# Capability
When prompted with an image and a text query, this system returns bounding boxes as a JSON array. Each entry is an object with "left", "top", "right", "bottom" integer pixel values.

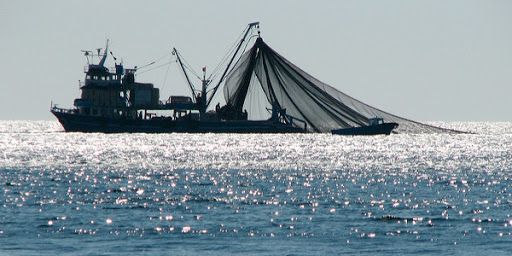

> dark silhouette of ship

[
  {"left": 53, "top": 23, "right": 468, "bottom": 135},
  {"left": 51, "top": 23, "right": 306, "bottom": 133},
  {"left": 331, "top": 118, "right": 398, "bottom": 135}
]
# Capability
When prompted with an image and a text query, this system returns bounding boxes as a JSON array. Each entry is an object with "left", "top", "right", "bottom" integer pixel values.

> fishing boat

[
  {"left": 51, "top": 22, "right": 461, "bottom": 134},
  {"left": 51, "top": 23, "right": 306, "bottom": 133},
  {"left": 331, "top": 118, "right": 398, "bottom": 135}
]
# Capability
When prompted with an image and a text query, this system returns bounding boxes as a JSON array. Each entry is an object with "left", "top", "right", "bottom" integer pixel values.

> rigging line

[
  {"left": 210, "top": 42, "right": 237, "bottom": 76},
  {"left": 250, "top": 76, "right": 265, "bottom": 120},
  {"left": 183, "top": 65, "right": 201, "bottom": 81},
  {"left": 176, "top": 51, "right": 201, "bottom": 80},
  {"left": 137, "top": 61, "right": 156, "bottom": 70},
  {"left": 137, "top": 52, "right": 173, "bottom": 70},
  {"left": 208, "top": 25, "right": 258, "bottom": 83},
  {"left": 265, "top": 51, "right": 315, "bottom": 127},
  {"left": 271, "top": 49, "right": 367, "bottom": 127},
  {"left": 177, "top": 66, "right": 196, "bottom": 93},
  {"left": 161, "top": 59, "right": 173, "bottom": 93},
  {"left": 209, "top": 33, "right": 256, "bottom": 84},
  {"left": 261, "top": 43, "right": 350, "bottom": 130},
  {"left": 208, "top": 27, "right": 249, "bottom": 81},
  {"left": 136, "top": 62, "right": 172, "bottom": 74},
  {"left": 271, "top": 53, "right": 361, "bottom": 126},
  {"left": 241, "top": 35, "right": 259, "bottom": 54},
  {"left": 208, "top": 47, "right": 237, "bottom": 83},
  {"left": 209, "top": 39, "right": 249, "bottom": 84},
  {"left": 207, "top": 23, "right": 260, "bottom": 107}
]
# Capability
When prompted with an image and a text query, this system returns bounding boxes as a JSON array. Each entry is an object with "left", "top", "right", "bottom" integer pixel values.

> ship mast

[
  {"left": 205, "top": 22, "right": 260, "bottom": 108},
  {"left": 98, "top": 40, "right": 109, "bottom": 67},
  {"left": 173, "top": 22, "right": 260, "bottom": 120},
  {"left": 200, "top": 67, "right": 208, "bottom": 118}
]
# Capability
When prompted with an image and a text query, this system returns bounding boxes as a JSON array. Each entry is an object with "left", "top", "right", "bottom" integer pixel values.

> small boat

[{"left": 331, "top": 118, "right": 398, "bottom": 135}]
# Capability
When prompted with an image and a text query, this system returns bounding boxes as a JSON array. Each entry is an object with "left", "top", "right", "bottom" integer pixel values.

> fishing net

[{"left": 224, "top": 38, "right": 463, "bottom": 134}]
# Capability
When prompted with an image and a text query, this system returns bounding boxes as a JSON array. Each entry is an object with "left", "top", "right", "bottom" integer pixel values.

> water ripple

[{"left": 1, "top": 121, "right": 512, "bottom": 255}]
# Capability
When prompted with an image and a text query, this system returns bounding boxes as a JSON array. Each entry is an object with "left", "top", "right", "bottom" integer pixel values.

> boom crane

[{"left": 173, "top": 48, "right": 198, "bottom": 103}]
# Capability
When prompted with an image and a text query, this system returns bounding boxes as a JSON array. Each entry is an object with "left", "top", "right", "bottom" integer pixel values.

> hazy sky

[{"left": 1, "top": 1, "right": 511, "bottom": 121}]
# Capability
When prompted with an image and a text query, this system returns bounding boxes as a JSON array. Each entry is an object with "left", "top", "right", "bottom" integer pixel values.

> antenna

[
  {"left": 82, "top": 50, "right": 92, "bottom": 64},
  {"left": 110, "top": 51, "right": 117, "bottom": 62}
]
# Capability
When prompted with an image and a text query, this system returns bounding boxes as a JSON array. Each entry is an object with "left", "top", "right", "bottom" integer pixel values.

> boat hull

[
  {"left": 331, "top": 123, "right": 398, "bottom": 136},
  {"left": 51, "top": 111, "right": 305, "bottom": 133}
]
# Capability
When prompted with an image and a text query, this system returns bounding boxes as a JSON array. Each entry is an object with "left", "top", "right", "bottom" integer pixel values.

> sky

[{"left": 1, "top": 0, "right": 511, "bottom": 121}]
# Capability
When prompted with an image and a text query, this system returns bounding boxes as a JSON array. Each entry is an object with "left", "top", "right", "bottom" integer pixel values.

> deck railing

[{"left": 51, "top": 105, "right": 76, "bottom": 114}]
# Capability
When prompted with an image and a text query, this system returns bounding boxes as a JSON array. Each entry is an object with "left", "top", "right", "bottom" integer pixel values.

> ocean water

[{"left": 1, "top": 121, "right": 512, "bottom": 255}]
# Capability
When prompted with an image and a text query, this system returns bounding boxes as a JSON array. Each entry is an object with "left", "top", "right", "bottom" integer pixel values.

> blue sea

[{"left": 1, "top": 121, "right": 512, "bottom": 255}]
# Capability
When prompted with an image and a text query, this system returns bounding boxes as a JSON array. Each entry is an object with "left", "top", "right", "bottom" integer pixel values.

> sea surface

[{"left": 1, "top": 121, "right": 512, "bottom": 255}]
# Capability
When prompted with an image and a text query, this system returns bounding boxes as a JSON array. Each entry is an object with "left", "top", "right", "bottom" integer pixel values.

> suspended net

[{"left": 224, "top": 38, "right": 464, "bottom": 134}]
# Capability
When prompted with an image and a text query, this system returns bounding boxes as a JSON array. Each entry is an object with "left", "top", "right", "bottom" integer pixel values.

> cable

[
  {"left": 136, "top": 62, "right": 173, "bottom": 75},
  {"left": 137, "top": 52, "right": 173, "bottom": 70},
  {"left": 208, "top": 28, "right": 247, "bottom": 81},
  {"left": 161, "top": 59, "right": 173, "bottom": 92},
  {"left": 175, "top": 50, "right": 201, "bottom": 80}
]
